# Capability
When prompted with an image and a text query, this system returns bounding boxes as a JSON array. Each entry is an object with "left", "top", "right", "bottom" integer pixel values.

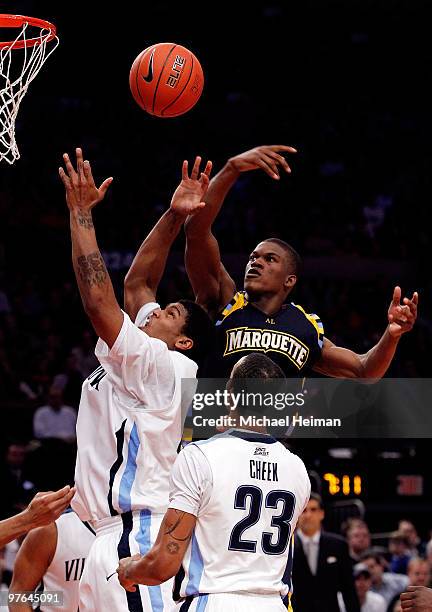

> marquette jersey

[
  {"left": 72, "top": 307, "right": 197, "bottom": 522},
  {"left": 202, "top": 292, "right": 324, "bottom": 377},
  {"left": 41, "top": 510, "right": 95, "bottom": 612},
  {"left": 169, "top": 429, "right": 311, "bottom": 598}
]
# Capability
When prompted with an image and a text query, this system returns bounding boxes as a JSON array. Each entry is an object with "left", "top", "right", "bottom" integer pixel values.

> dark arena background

[{"left": 1, "top": 0, "right": 431, "bottom": 600}]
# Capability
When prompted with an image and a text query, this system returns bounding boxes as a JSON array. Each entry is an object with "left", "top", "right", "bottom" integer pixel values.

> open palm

[
  {"left": 170, "top": 156, "right": 212, "bottom": 216},
  {"left": 59, "top": 148, "right": 112, "bottom": 211}
]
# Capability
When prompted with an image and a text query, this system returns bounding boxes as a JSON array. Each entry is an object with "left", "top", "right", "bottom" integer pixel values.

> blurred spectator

[
  {"left": 361, "top": 551, "right": 409, "bottom": 606},
  {"left": 52, "top": 354, "right": 84, "bottom": 408},
  {"left": 407, "top": 558, "right": 430, "bottom": 588},
  {"left": 0, "top": 443, "right": 35, "bottom": 520},
  {"left": 398, "top": 521, "right": 424, "bottom": 557},
  {"left": 389, "top": 531, "right": 412, "bottom": 575},
  {"left": 346, "top": 519, "right": 372, "bottom": 563},
  {"left": 71, "top": 329, "right": 98, "bottom": 378},
  {"left": 426, "top": 539, "right": 432, "bottom": 568},
  {"left": 33, "top": 388, "right": 77, "bottom": 442},
  {"left": 0, "top": 288, "right": 11, "bottom": 314},
  {"left": 18, "top": 355, "right": 53, "bottom": 404},
  {"left": 363, "top": 195, "right": 393, "bottom": 239},
  {"left": 292, "top": 493, "right": 360, "bottom": 612},
  {"left": 0, "top": 538, "right": 20, "bottom": 587},
  {"left": 389, "top": 560, "right": 431, "bottom": 611},
  {"left": 352, "top": 563, "right": 387, "bottom": 612}
]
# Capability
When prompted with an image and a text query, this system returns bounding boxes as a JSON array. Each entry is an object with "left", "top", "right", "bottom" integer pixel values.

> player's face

[
  {"left": 244, "top": 241, "right": 295, "bottom": 298},
  {"left": 142, "top": 302, "right": 191, "bottom": 350}
]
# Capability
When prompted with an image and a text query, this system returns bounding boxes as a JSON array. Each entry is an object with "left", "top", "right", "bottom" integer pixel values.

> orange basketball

[{"left": 129, "top": 42, "right": 204, "bottom": 118}]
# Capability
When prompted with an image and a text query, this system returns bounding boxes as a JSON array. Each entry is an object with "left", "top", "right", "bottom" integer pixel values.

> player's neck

[{"left": 245, "top": 292, "right": 286, "bottom": 315}]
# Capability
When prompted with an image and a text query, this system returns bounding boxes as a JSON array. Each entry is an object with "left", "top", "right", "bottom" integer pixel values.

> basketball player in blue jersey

[
  {"left": 177, "top": 144, "right": 418, "bottom": 378},
  {"left": 117, "top": 353, "right": 311, "bottom": 611},
  {"left": 58, "top": 149, "right": 213, "bottom": 612}
]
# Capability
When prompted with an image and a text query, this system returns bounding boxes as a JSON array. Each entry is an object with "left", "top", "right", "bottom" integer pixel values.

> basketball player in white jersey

[
  {"left": 9, "top": 509, "right": 95, "bottom": 611},
  {"left": 118, "top": 353, "right": 311, "bottom": 611},
  {"left": 58, "top": 149, "right": 213, "bottom": 611}
]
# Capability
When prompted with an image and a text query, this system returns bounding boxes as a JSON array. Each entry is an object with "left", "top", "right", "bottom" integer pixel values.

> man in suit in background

[{"left": 291, "top": 493, "right": 360, "bottom": 612}]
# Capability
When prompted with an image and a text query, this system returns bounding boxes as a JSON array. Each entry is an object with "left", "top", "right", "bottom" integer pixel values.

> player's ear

[
  {"left": 175, "top": 336, "right": 193, "bottom": 351},
  {"left": 284, "top": 274, "right": 297, "bottom": 291}
]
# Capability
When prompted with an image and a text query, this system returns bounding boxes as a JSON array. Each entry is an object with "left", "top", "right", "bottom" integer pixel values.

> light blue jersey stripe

[
  {"left": 118, "top": 422, "right": 140, "bottom": 512},
  {"left": 196, "top": 594, "right": 209, "bottom": 610},
  {"left": 135, "top": 509, "right": 164, "bottom": 612},
  {"left": 185, "top": 531, "right": 204, "bottom": 596}
]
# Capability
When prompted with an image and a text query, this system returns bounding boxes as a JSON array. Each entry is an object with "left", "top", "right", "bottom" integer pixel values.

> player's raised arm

[
  {"left": 59, "top": 148, "right": 122, "bottom": 348},
  {"left": 117, "top": 508, "right": 196, "bottom": 590},
  {"left": 184, "top": 145, "right": 296, "bottom": 315},
  {"left": 313, "top": 287, "right": 418, "bottom": 378},
  {"left": 124, "top": 156, "right": 212, "bottom": 321}
]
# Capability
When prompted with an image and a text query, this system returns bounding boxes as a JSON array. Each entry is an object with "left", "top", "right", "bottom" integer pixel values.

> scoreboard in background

[
  {"left": 321, "top": 472, "right": 424, "bottom": 498},
  {"left": 323, "top": 472, "right": 363, "bottom": 496},
  {"left": 288, "top": 439, "right": 430, "bottom": 533}
]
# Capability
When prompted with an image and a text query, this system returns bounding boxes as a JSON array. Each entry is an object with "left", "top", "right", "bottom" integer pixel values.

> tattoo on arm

[
  {"left": 163, "top": 510, "right": 194, "bottom": 543},
  {"left": 77, "top": 211, "right": 94, "bottom": 229},
  {"left": 77, "top": 252, "right": 108, "bottom": 287},
  {"left": 166, "top": 541, "right": 180, "bottom": 554}
]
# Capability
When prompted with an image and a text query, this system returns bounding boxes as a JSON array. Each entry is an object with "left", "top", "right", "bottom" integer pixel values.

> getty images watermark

[
  {"left": 191, "top": 387, "right": 341, "bottom": 429},
  {"left": 182, "top": 378, "right": 432, "bottom": 439}
]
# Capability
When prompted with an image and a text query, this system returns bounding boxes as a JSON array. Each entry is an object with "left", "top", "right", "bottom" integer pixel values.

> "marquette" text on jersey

[{"left": 224, "top": 327, "right": 309, "bottom": 369}]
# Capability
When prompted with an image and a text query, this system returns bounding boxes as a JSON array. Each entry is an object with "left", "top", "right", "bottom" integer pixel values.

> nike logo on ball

[
  {"left": 106, "top": 572, "right": 116, "bottom": 581},
  {"left": 142, "top": 48, "right": 155, "bottom": 82}
]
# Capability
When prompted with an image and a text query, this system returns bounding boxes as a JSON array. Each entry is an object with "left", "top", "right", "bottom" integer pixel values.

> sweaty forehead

[
  {"left": 253, "top": 241, "right": 286, "bottom": 257},
  {"left": 167, "top": 302, "right": 188, "bottom": 318}
]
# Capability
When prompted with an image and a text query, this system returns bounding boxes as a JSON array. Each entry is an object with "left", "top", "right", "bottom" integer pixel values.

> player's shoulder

[
  {"left": 194, "top": 429, "right": 279, "bottom": 450},
  {"left": 169, "top": 349, "right": 198, "bottom": 378},
  {"left": 279, "top": 443, "right": 308, "bottom": 466},
  {"left": 290, "top": 302, "right": 324, "bottom": 344},
  {"left": 216, "top": 291, "right": 248, "bottom": 325},
  {"left": 192, "top": 431, "right": 233, "bottom": 448}
]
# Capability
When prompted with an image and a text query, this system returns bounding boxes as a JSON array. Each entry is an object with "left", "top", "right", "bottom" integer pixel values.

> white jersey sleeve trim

[{"left": 169, "top": 443, "right": 213, "bottom": 517}]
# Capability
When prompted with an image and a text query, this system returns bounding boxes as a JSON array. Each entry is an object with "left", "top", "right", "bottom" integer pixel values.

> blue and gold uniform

[{"left": 202, "top": 291, "right": 324, "bottom": 377}]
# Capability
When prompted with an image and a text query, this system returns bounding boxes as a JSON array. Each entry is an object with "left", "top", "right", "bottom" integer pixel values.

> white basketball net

[{"left": 0, "top": 21, "right": 59, "bottom": 164}]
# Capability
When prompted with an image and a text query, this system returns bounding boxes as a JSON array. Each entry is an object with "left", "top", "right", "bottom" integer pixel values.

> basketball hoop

[{"left": 0, "top": 15, "right": 59, "bottom": 164}]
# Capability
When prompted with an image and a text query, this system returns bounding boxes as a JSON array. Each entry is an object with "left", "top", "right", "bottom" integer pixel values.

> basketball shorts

[
  {"left": 79, "top": 510, "right": 176, "bottom": 612},
  {"left": 174, "top": 592, "right": 288, "bottom": 611}
]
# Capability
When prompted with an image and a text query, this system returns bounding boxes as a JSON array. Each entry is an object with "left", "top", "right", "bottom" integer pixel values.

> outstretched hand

[
  {"left": 388, "top": 286, "right": 418, "bottom": 338},
  {"left": 170, "top": 156, "right": 212, "bottom": 217},
  {"left": 25, "top": 485, "right": 76, "bottom": 528},
  {"left": 59, "top": 147, "right": 113, "bottom": 212},
  {"left": 227, "top": 144, "right": 297, "bottom": 179}
]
